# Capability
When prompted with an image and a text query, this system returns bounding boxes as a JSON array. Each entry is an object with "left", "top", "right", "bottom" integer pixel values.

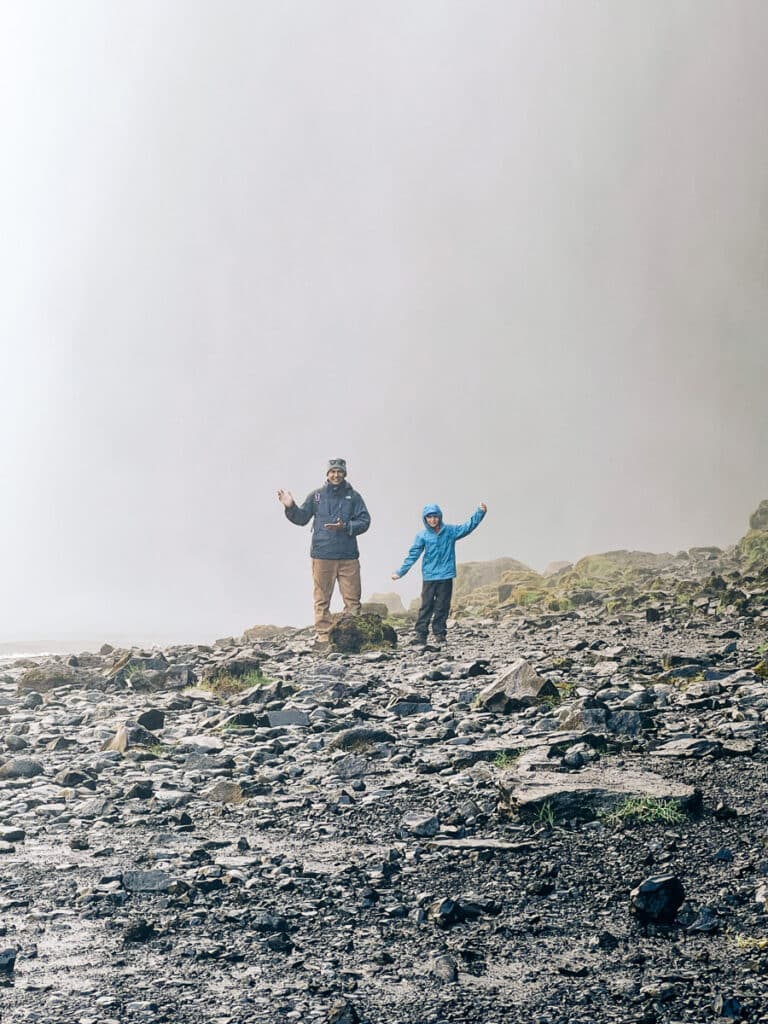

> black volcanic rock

[{"left": 631, "top": 874, "right": 685, "bottom": 923}]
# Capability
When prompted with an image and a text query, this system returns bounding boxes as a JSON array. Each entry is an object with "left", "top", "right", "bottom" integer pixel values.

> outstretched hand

[
  {"left": 479, "top": 502, "right": 487, "bottom": 512},
  {"left": 277, "top": 489, "right": 294, "bottom": 509},
  {"left": 391, "top": 573, "right": 400, "bottom": 581}
]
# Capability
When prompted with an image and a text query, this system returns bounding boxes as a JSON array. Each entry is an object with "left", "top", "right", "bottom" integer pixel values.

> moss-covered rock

[
  {"left": 448, "top": 500, "right": 768, "bottom": 621},
  {"left": 749, "top": 499, "right": 768, "bottom": 532},
  {"left": 242, "top": 624, "right": 296, "bottom": 641},
  {"left": 329, "top": 614, "right": 397, "bottom": 654},
  {"left": 737, "top": 529, "right": 768, "bottom": 572},
  {"left": 453, "top": 558, "right": 531, "bottom": 600}
]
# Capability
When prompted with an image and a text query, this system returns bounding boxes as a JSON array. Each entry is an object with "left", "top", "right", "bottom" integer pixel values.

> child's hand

[
  {"left": 479, "top": 502, "right": 487, "bottom": 512},
  {"left": 391, "top": 573, "right": 400, "bottom": 581}
]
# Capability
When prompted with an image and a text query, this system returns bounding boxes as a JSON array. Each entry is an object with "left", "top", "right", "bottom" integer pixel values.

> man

[{"left": 278, "top": 459, "right": 371, "bottom": 644}]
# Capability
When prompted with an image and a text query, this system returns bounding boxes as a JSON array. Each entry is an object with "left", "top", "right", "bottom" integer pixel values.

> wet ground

[{"left": 0, "top": 613, "right": 767, "bottom": 1022}]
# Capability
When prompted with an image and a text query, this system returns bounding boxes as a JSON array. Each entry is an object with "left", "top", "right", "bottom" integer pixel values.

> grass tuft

[
  {"left": 535, "top": 801, "right": 555, "bottom": 827},
  {"left": 603, "top": 796, "right": 686, "bottom": 827},
  {"left": 147, "top": 743, "right": 175, "bottom": 759},
  {"left": 200, "top": 669, "right": 271, "bottom": 697},
  {"left": 493, "top": 750, "right": 521, "bottom": 769}
]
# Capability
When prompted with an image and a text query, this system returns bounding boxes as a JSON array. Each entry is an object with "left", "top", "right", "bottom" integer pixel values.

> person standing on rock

[
  {"left": 391, "top": 502, "right": 487, "bottom": 645},
  {"left": 278, "top": 459, "right": 371, "bottom": 645}
]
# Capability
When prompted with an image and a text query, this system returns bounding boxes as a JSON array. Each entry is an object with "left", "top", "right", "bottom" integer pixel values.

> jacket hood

[{"left": 422, "top": 503, "right": 443, "bottom": 526}]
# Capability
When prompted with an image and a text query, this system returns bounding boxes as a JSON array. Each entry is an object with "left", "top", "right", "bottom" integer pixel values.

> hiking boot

[
  {"left": 411, "top": 634, "right": 428, "bottom": 646},
  {"left": 432, "top": 634, "right": 447, "bottom": 645}
]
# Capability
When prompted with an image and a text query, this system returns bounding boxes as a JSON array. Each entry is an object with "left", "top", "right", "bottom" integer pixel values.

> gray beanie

[{"left": 327, "top": 458, "right": 347, "bottom": 475}]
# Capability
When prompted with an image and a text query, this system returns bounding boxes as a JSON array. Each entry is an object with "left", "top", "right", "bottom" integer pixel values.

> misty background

[{"left": 1, "top": 1, "right": 767, "bottom": 647}]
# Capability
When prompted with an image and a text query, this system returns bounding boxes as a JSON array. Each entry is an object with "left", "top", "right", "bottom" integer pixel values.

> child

[{"left": 392, "top": 501, "right": 487, "bottom": 644}]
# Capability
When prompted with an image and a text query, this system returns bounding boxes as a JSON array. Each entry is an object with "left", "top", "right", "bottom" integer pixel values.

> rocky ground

[{"left": 0, "top": 601, "right": 767, "bottom": 1024}]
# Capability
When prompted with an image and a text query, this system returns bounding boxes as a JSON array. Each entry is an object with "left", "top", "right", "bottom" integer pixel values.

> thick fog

[{"left": 1, "top": 1, "right": 767, "bottom": 645}]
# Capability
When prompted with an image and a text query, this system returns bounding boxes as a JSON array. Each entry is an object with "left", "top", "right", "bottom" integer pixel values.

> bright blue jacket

[{"left": 396, "top": 503, "right": 486, "bottom": 581}]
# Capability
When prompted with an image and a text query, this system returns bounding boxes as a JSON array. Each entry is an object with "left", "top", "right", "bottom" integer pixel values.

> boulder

[
  {"left": 203, "top": 780, "right": 244, "bottom": 803},
  {"left": 136, "top": 709, "right": 165, "bottom": 731},
  {"left": 430, "top": 953, "right": 459, "bottom": 983},
  {"left": 242, "top": 624, "right": 296, "bottom": 641},
  {"left": 101, "top": 722, "right": 160, "bottom": 753},
  {"left": 737, "top": 529, "right": 768, "bottom": 571},
  {"left": 107, "top": 652, "right": 169, "bottom": 680},
  {"left": 329, "top": 614, "right": 396, "bottom": 654},
  {"left": 327, "top": 1001, "right": 360, "bottom": 1024},
  {"left": 748, "top": 498, "right": 768, "bottom": 532},
  {"left": 631, "top": 874, "right": 685, "bottom": 924},
  {"left": 202, "top": 656, "right": 262, "bottom": 682},
  {"left": 401, "top": 813, "right": 440, "bottom": 838},
  {"left": 328, "top": 728, "right": 396, "bottom": 751},
  {"left": 0, "top": 758, "right": 44, "bottom": 780},
  {"left": 0, "top": 948, "right": 16, "bottom": 973},
  {"left": 387, "top": 691, "right": 432, "bottom": 716},
  {"left": 18, "top": 663, "right": 78, "bottom": 692},
  {"left": 477, "top": 659, "right": 558, "bottom": 712},
  {"left": 501, "top": 764, "right": 700, "bottom": 822}
]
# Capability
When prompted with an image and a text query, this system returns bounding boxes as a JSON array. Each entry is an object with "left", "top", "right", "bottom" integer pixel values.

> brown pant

[{"left": 312, "top": 558, "right": 362, "bottom": 639}]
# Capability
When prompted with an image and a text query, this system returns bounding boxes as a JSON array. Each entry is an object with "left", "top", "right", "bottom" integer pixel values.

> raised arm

[
  {"left": 452, "top": 503, "right": 487, "bottom": 540},
  {"left": 393, "top": 534, "right": 426, "bottom": 578},
  {"left": 280, "top": 490, "right": 315, "bottom": 527}
]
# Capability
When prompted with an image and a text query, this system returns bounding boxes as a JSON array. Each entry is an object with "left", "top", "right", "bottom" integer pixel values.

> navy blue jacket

[
  {"left": 285, "top": 480, "right": 371, "bottom": 560},
  {"left": 396, "top": 503, "right": 485, "bottom": 580}
]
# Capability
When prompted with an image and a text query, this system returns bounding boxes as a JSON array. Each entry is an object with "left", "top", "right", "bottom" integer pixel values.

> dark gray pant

[{"left": 415, "top": 579, "right": 453, "bottom": 639}]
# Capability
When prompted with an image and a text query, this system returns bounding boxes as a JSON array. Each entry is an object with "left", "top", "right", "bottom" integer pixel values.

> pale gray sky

[{"left": 1, "top": 1, "right": 767, "bottom": 643}]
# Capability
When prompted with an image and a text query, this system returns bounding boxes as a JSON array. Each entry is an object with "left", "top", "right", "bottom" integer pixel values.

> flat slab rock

[
  {"left": 650, "top": 736, "right": 757, "bottom": 758},
  {"left": 650, "top": 737, "right": 722, "bottom": 758},
  {"left": 452, "top": 731, "right": 605, "bottom": 769},
  {"left": 508, "top": 764, "right": 700, "bottom": 820}
]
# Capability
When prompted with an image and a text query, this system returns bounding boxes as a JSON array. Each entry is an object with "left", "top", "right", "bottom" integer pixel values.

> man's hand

[
  {"left": 391, "top": 573, "right": 400, "bottom": 581},
  {"left": 277, "top": 489, "right": 295, "bottom": 509},
  {"left": 324, "top": 519, "right": 346, "bottom": 530},
  {"left": 479, "top": 502, "right": 487, "bottom": 513}
]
